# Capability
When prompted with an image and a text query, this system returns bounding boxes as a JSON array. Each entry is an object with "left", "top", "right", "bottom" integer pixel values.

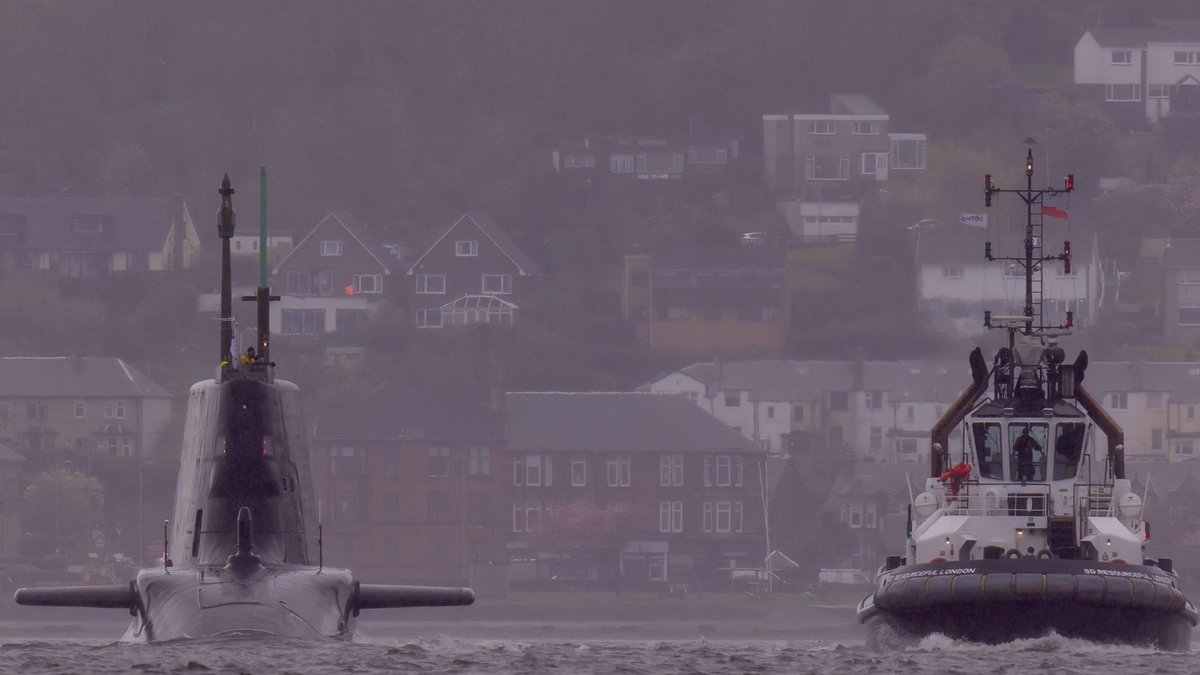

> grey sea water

[{"left": 0, "top": 633, "right": 1197, "bottom": 674}]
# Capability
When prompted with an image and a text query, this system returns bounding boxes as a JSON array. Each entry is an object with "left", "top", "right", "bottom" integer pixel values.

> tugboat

[{"left": 857, "top": 149, "right": 1199, "bottom": 650}]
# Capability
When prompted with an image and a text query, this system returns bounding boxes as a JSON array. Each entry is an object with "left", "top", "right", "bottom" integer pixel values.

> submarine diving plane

[{"left": 14, "top": 173, "right": 474, "bottom": 640}]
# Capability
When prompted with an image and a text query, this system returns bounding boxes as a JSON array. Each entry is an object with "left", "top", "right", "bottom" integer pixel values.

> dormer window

[
  {"left": 71, "top": 214, "right": 109, "bottom": 235},
  {"left": 1111, "top": 50, "right": 1132, "bottom": 65},
  {"left": 456, "top": 240, "right": 479, "bottom": 256},
  {"left": 320, "top": 240, "right": 343, "bottom": 256}
]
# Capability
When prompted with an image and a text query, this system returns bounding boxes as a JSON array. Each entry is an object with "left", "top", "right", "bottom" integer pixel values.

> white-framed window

[
  {"left": 416, "top": 274, "right": 445, "bottom": 294},
  {"left": 865, "top": 502, "right": 877, "bottom": 529},
  {"left": 687, "top": 146, "right": 728, "bottom": 164},
  {"left": 610, "top": 154, "right": 635, "bottom": 173},
  {"left": 715, "top": 501, "right": 732, "bottom": 532},
  {"left": 866, "top": 390, "right": 883, "bottom": 409},
  {"left": 282, "top": 309, "right": 325, "bottom": 334},
  {"left": 105, "top": 400, "right": 125, "bottom": 419},
  {"left": 468, "top": 447, "right": 491, "bottom": 476},
  {"left": 482, "top": 274, "right": 512, "bottom": 294},
  {"left": 658, "top": 501, "right": 683, "bottom": 533},
  {"left": 571, "top": 459, "right": 586, "bottom": 487},
  {"left": 1174, "top": 51, "right": 1200, "bottom": 65},
  {"left": 416, "top": 308, "right": 443, "bottom": 328},
  {"left": 521, "top": 453, "right": 552, "bottom": 487},
  {"left": 890, "top": 136, "right": 927, "bottom": 170},
  {"left": 455, "top": 240, "right": 479, "bottom": 256},
  {"left": 703, "top": 502, "right": 714, "bottom": 532},
  {"left": 1105, "top": 84, "right": 1140, "bottom": 102},
  {"left": 74, "top": 402, "right": 86, "bottom": 418},
  {"left": 563, "top": 153, "right": 595, "bottom": 168},
  {"left": 852, "top": 120, "right": 878, "bottom": 135},
  {"left": 1111, "top": 49, "right": 1132, "bottom": 65},
  {"left": 428, "top": 447, "right": 450, "bottom": 477},
  {"left": 860, "top": 152, "right": 887, "bottom": 175},
  {"left": 607, "top": 455, "right": 631, "bottom": 487},
  {"left": 1111, "top": 392, "right": 1128, "bottom": 409},
  {"left": 717, "top": 455, "right": 731, "bottom": 486},
  {"left": 849, "top": 501, "right": 863, "bottom": 528},
  {"left": 1174, "top": 440, "right": 1194, "bottom": 457},
  {"left": 942, "top": 265, "right": 964, "bottom": 279},
  {"left": 659, "top": 454, "right": 684, "bottom": 487},
  {"left": 512, "top": 500, "right": 543, "bottom": 532},
  {"left": 1148, "top": 84, "right": 1169, "bottom": 98},
  {"left": 806, "top": 154, "right": 850, "bottom": 180},
  {"left": 808, "top": 120, "right": 834, "bottom": 135},
  {"left": 320, "top": 240, "right": 343, "bottom": 256},
  {"left": 353, "top": 274, "right": 382, "bottom": 294}
]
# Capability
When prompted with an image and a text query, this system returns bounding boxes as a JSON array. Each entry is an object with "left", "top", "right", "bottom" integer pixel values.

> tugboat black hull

[{"left": 858, "top": 560, "right": 1199, "bottom": 651}]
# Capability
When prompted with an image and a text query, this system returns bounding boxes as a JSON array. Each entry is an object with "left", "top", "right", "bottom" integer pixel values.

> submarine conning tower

[{"left": 170, "top": 172, "right": 316, "bottom": 567}]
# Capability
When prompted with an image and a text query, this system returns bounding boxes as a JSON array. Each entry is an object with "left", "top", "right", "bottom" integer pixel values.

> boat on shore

[{"left": 857, "top": 149, "right": 1199, "bottom": 650}]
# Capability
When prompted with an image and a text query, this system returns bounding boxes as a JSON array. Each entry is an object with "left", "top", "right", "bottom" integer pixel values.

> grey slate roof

[
  {"left": 316, "top": 387, "right": 505, "bottom": 443},
  {"left": 505, "top": 392, "right": 763, "bottom": 454},
  {"left": 677, "top": 359, "right": 968, "bottom": 403},
  {"left": 409, "top": 212, "right": 541, "bottom": 276},
  {"left": 272, "top": 211, "right": 394, "bottom": 274},
  {"left": 1087, "top": 28, "right": 1200, "bottom": 48},
  {"left": 0, "top": 195, "right": 185, "bottom": 252},
  {"left": 0, "top": 357, "right": 170, "bottom": 398},
  {"left": 822, "top": 461, "right": 922, "bottom": 511},
  {"left": 1083, "top": 362, "right": 1200, "bottom": 403},
  {"left": 830, "top": 94, "right": 887, "bottom": 116}
]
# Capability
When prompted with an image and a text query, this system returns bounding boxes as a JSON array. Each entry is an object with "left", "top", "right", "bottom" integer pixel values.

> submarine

[{"left": 14, "top": 172, "right": 474, "bottom": 640}]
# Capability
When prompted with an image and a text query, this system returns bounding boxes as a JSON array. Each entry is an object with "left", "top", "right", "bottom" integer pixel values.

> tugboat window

[
  {"left": 972, "top": 422, "right": 1004, "bottom": 480},
  {"left": 1053, "top": 423, "right": 1086, "bottom": 480},
  {"left": 1009, "top": 423, "right": 1049, "bottom": 482}
]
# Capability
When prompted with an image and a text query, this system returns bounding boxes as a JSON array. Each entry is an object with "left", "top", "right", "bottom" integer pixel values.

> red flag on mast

[{"left": 1043, "top": 205, "right": 1069, "bottom": 219}]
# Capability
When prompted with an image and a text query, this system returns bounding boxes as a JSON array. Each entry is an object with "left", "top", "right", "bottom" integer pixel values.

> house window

[
  {"left": 336, "top": 308, "right": 370, "bottom": 332},
  {"left": 281, "top": 309, "right": 325, "bottom": 334},
  {"left": 320, "top": 240, "right": 343, "bottom": 256},
  {"left": 866, "top": 391, "right": 883, "bottom": 409},
  {"left": 1174, "top": 51, "right": 1200, "bottom": 65},
  {"left": 105, "top": 401, "right": 126, "bottom": 419},
  {"left": 330, "top": 446, "right": 366, "bottom": 476},
  {"left": 416, "top": 308, "right": 443, "bottom": 328},
  {"left": 659, "top": 501, "right": 683, "bottom": 533},
  {"left": 523, "top": 453, "right": 552, "bottom": 486},
  {"left": 724, "top": 392, "right": 739, "bottom": 407},
  {"left": 382, "top": 448, "right": 400, "bottom": 477},
  {"left": 610, "top": 154, "right": 635, "bottom": 173},
  {"left": 74, "top": 402, "right": 86, "bottom": 418},
  {"left": 666, "top": 307, "right": 688, "bottom": 320},
  {"left": 1175, "top": 440, "right": 1194, "bottom": 457},
  {"left": 26, "top": 401, "right": 46, "bottom": 420},
  {"left": 1152, "top": 429, "right": 1163, "bottom": 451},
  {"left": 808, "top": 120, "right": 835, "bottom": 135},
  {"left": 1111, "top": 49, "right": 1132, "bottom": 65},
  {"left": 943, "top": 265, "right": 964, "bottom": 279},
  {"left": 353, "top": 274, "right": 382, "bottom": 294},
  {"left": 715, "top": 501, "right": 732, "bottom": 532},
  {"left": 860, "top": 152, "right": 887, "bottom": 175},
  {"left": 1190, "top": 405, "right": 1196, "bottom": 421},
  {"left": 416, "top": 274, "right": 445, "bottom": 294},
  {"left": 430, "top": 537, "right": 452, "bottom": 563},
  {"left": 511, "top": 500, "right": 543, "bottom": 532},
  {"left": 865, "top": 502, "right": 877, "bottom": 529},
  {"left": 285, "top": 270, "right": 332, "bottom": 295},
  {"left": 890, "top": 136, "right": 926, "bottom": 169},
  {"left": 896, "top": 437, "right": 918, "bottom": 458},
  {"left": 428, "top": 446, "right": 450, "bottom": 477},
  {"left": 687, "top": 146, "right": 728, "bottom": 164},
  {"left": 870, "top": 427, "right": 882, "bottom": 450},
  {"left": 715, "top": 455, "right": 732, "bottom": 486},
  {"left": 1149, "top": 84, "right": 1169, "bottom": 98},
  {"left": 571, "top": 459, "right": 586, "bottom": 486},
  {"left": 563, "top": 153, "right": 595, "bottom": 168},
  {"left": 1105, "top": 84, "right": 1140, "bottom": 102},
  {"left": 455, "top": 240, "right": 479, "bottom": 256},
  {"left": 703, "top": 502, "right": 714, "bottom": 532},
  {"left": 767, "top": 405, "right": 775, "bottom": 420},
  {"left": 466, "top": 447, "right": 490, "bottom": 476},
  {"left": 427, "top": 491, "right": 453, "bottom": 523},
  {"left": 607, "top": 455, "right": 631, "bottom": 487},
  {"left": 1111, "top": 393, "right": 1128, "bottom": 409},
  {"left": 852, "top": 120, "right": 879, "bottom": 135},
  {"left": 336, "top": 492, "right": 363, "bottom": 522},
  {"left": 482, "top": 274, "right": 513, "bottom": 295},
  {"left": 806, "top": 154, "right": 850, "bottom": 180},
  {"left": 849, "top": 502, "right": 863, "bottom": 528},
  {"left": 906, "top": 405, "right": 915, "bottom": 422},
  {"left": 793, "top": 405, "right": 804, "bottom": 423},
  {"left": 659, "top": 454, "right": 684, "bottom": 487},
  {"left": 1178, "top": 307, "right": 1200, "bottom": 326}
]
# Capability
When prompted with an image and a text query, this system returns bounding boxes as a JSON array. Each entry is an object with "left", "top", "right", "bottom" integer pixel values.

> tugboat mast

[{"left": 982, "top": 144, "right": 1075, "bottom": 337}]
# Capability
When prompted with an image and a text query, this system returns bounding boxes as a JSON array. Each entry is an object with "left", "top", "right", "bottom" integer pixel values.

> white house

[
  {"left": 915, "top": 224, "right": 1102, "bottom": 338},
  {"left": 1075, "top": 28, "right": 1200, "bottom": 125}
]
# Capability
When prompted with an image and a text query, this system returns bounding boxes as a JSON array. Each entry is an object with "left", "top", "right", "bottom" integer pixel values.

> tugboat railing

[{"left": 941, "top": 481, "right": 1052, "bottom": 517}]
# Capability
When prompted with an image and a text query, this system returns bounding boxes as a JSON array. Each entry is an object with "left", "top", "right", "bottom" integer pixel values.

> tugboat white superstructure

[{"left": 858, "top": 149, "right": 1198, "bottom": 650}]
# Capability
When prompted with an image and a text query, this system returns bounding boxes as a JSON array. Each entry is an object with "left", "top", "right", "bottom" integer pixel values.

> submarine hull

[{"left": 858, "top": 559, "right": 1199, "bottom": 650}]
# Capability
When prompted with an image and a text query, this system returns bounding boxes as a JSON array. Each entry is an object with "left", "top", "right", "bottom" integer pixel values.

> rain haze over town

[{"left": 3, "top": 0, "right": 1200, "bottom": 672}]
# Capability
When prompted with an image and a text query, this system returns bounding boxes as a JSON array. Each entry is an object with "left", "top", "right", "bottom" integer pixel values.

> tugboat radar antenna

[{"left": 982, "top": 144, "right": 1075, "bottom": 337}]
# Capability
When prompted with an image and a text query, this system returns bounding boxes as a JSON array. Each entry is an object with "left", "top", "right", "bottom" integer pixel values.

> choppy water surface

[{"left": 0, "top": 633, "right": 1197, "bottom": 674}]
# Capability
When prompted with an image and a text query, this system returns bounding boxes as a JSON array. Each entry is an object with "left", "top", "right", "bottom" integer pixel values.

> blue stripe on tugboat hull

[{"left": 858, "top": 559, "right": 1199, "bottom": 651}]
